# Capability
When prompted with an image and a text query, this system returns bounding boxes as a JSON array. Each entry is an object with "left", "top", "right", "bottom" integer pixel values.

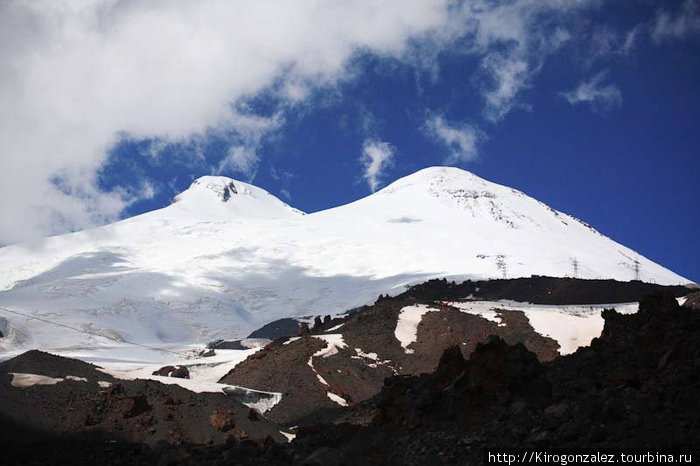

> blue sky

[{"left": 2, "top": 0, "right": 699, "bottom": 281}]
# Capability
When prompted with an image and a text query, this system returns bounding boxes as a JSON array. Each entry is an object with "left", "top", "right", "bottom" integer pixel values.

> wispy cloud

[
  {"left": 456, "top": 2, "right": 587, "bottom": 122},
  {"left": 587, "top": 25, "right": 641, "bottom": 64},
  {"left": 215, "top": 112, "right": 284, "bottom": 180},
  {"left": 425, "top": 115, "right": 483, "bottom": 162},
  {"left": 560, "top": 71, "right": 622, "bottom": 112},
  {"left": 360, "top": 140, "right": 395, "bottom": 192},
  {"left": 269, "top": 166, "right": 294, "bottom": 182},
  {"left": 480, "top": 55, "right": 532, "bottom": 122},
  {"left": 653, "top": 0, "right": 700, "bottom": 43}
]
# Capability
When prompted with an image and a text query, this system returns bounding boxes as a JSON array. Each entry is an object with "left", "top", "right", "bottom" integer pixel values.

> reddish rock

[{"left": 209, "top": 409, "right": 236, "bottom": 432}]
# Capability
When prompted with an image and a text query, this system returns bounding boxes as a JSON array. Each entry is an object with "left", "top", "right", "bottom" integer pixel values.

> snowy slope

[{"left": 0, "top": 167, "right": 691, "bottom": 352}]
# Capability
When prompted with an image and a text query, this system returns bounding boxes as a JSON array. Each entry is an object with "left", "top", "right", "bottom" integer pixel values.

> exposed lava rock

[
  {"left": 209, "top": 409, "right": 236, "bottom": 432},
  {"left": 683, "top": 291, "right": 700, "bottom": 310},
  {"left": 220, "top": 336, "right": 346, "bottom": 424},
  {"left": 222, "top": 294, "right": 560, "bottom": 425},
  {"left": 374, "top": 336, "right": 551, "bottom": 434},
  {"left": 152, "top": 365, "right": 190, "bottom": 379},
  {"left": 0, "top": 351, "right": 285, "bottom": 450},
  {"left": 401, "top": 276, "right": 689, "bottom": 304},
  {"left": 199, "top": 349, "right": 216, "bottom": 357},
  {"left": 2, "top": 283, "right": 698, "bottom": 465},
  {"left": 247, "top": 317, "right": 302, "bottom": 339},
  {"left": 231, "top": 277, "right": 689, "bottom": 427},
  {"left": 122, "top": 394, "right": 151, "bottom": 418},
  {"left": 286, "top": 291, "right": 700, "bottom": 464}
]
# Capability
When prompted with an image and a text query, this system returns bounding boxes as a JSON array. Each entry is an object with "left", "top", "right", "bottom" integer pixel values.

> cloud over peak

[
  {"left": 361, "top": 140, "right": 395, "bottom": 192},
  {"left": 425, "top": 115, "right": 482, "bottom": 163}
]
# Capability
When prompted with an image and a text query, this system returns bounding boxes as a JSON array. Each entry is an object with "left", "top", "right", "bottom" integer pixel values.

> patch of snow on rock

[
  {"left": 10, "top": 373, "right": 66, "bottom": 388},
  {"left": 280, "top": 431, "right": 296, "bottom": 442},
  {"left": 395, "top": 304, "right": 439, "bottom": 354},
  {"left": 325, "top": 323, "right": 345, "bottom": 332},
  {"left": 311, "top": 334, "right": 347, "bottom": 358},
  {"left": 65, "top": 375, "right": 88, "bottom": 382},
  {"left": 449, "top": 301, "right": 504, "bottom": 325},
  {"left": 354, "top": 348, "right": 378, "bottom": 360},
  {"left": 327, "top": 392, "right": 348, "bottom": 407}
]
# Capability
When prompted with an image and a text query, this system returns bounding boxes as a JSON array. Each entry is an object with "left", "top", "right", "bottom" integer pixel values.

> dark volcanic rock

[
  {"left": 682, "top": 291, "right": 700, "bottom": 310},
  {"left": 152, "top": 365, "right": 190, "bottom": 379},
  {"left": 374, "top": 337, "right": 551, "bottom": 433},
  {"left": 207, "top": 339, "right": 247, "bottom": 350},
  {"left": 123, "top": 394, "right": 151, "bottom": 418},
  {"left": 209, "top": 408, "right": 236, "bottom": 432},
  {"left": 220, "top": 336, "right": 336, "bottom": 424},
  {"left": 402, "top": 276, "right": 689, "bottom": 305},
  {"left": 248, "top": 318, "right": 302, "bottom": 339},
  {"left": 0, "top": 350, "right": 115, "bottom": 381},
  {"left": 2, "top": 279, "right": 697, "bottom": 465},
  {"left": 284, "top": 291, "right": 700, "bottom": 465},
  {"left": 0, "top": 351, "right": 285, "bottom": 449},
  {"left": 221, "top": 293, "right": 560, "bottom": 426}
]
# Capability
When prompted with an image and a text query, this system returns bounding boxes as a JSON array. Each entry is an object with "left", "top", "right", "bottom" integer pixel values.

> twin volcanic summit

[{"left": 0, "top": 167, "right": 696, "bottom": 465}]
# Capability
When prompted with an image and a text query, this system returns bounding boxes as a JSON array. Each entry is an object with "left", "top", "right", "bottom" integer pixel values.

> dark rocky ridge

[
  {"left": 0, "top": 351, "right": 285, "bottom": 451},
  {"left": 683, "top": 291, "right": 700, "bottom": 310},
  {"left": 285, "top": 291, "right": 700, "bottom": 464},
  {"left": 220, "top": 299, "right": 561, "bottom": 425},
  {"left": 220, "top": 277, "right": 689, "bottom": 425},
  {"left": 248, "top": 318, "right": 303, "bottom": 339},
  {"left": 249, "top": 276, "right": 691, "bottom": 341},
  {"left": 398, "top": 276, "right": 690, "bottom": 305}
]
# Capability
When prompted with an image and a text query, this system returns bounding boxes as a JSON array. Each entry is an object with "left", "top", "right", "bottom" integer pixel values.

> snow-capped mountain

[{"left": 0, "top": 167, "right": 691, "bottom": 352}]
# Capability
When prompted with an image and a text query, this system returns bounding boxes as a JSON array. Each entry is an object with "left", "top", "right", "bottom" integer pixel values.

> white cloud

[
  {"left": 425, "top": 115, "right": 482, "bottom": 162},
  {"left": 457, "top": 1, "right": 590, "bottom": 122},
  {"left": 0, "top": 0, "right": 451, "bottom": 243},
  {"left": 560, "top": 71, "right": 622, "bottom": 112},
  {"left": 587, "top": 25, "right": 640, "bottom": 63},
  {"left": 360, "top": 140, "right": 395, "bottom": 192},
  {"left": 480, "top": 54, "right": 532, "bottom": 122},
  {"left": 653, "top": 0, "right": 700, "bottom": 42},
  {"left": 269, "top": 166, "right": 294, "bottom": 182},
  {"left": 215, "top": 112, "right": 284, "bottom": 180}
]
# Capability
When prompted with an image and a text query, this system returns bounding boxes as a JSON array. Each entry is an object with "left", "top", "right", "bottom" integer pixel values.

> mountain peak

[
  {"left": 171, "top": 175, "right": 304, "bottom": 218},
  {"left": 379, "top": 166, "right": 490, "bottom": 194},
  {"left": 174, "top": 176, "right": 246, "bottom": 204}
]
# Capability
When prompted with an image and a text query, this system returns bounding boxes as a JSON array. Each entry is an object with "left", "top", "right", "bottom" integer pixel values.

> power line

[{"left": 0, "top": 306, "right": 188, "bottom": 358}]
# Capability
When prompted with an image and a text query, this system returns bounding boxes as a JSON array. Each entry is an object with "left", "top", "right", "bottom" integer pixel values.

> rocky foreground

[
  {"left": 222, "top": 277, "right": 690, "bottom": 425},
  {"left": 289, "top": 291, "right": 700, "bottom": 465},
  {"left": 0, "top": 286, "right": 698, "bottom": 465}
]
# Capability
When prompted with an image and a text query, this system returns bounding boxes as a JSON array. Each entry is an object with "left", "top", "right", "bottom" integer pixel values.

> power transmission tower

[
  {"left": 571, "top": 257, "right": 579, "bottom": 278},
  {"left": 633, "top": 258, "right": 640, "bottom": 281},
  {"left": 496, "top": 256, "right": 507, "bottom": 279}
]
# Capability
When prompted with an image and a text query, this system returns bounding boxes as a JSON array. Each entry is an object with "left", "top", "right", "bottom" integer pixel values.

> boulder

[{"left": 152, "top": 365, "right": 190, "bottom": 379}]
